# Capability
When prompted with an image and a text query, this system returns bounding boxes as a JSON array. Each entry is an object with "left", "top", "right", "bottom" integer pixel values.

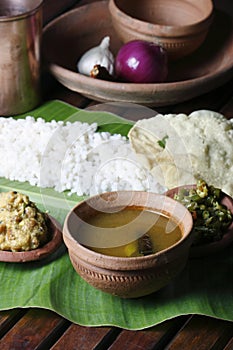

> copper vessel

[{"left": 0, "top": 0, "right": 43, "bottom": 116}]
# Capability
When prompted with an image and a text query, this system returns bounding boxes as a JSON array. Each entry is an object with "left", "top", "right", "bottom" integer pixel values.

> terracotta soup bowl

[{"left": 63, "top": 191, "right": 193, "bottom": 298}]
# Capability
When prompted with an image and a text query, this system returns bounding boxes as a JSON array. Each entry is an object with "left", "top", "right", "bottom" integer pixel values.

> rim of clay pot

[
  {"left": 109, "top": 0, "right": 214, "bottom": 37},
  {"left": 63, "top": 191, "right": 193, "bottom": 270}
]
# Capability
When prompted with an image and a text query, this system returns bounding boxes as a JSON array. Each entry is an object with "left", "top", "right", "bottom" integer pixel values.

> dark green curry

[{"left": 174, "top": 180, "right": 233, "bottom": 246}]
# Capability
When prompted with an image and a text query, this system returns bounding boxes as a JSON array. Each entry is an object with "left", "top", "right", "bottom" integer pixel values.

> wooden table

[{"left": 0, "top": 1, "right": 233, "bottom": 349}]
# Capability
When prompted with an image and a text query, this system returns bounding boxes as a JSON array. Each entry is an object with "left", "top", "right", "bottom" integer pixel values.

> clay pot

[
  {"left": 63, "top": 191, "right": 193, "bottom": 298},
  {"left": 109, "top": 0, "right": 214, "bottom": 59}
]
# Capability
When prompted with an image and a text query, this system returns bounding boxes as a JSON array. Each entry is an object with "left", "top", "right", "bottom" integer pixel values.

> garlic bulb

[{"left": 77, "top": 36, "right": 114, "bottom": 76}]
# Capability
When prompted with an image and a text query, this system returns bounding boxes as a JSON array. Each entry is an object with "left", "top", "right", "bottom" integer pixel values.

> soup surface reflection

[{"left": 79, "top": 208, "right": 182, "bottom": 257}]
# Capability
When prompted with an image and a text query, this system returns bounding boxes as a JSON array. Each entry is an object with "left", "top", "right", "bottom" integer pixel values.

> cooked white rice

[{"left": 0, "top": 117, "right": 165, "bottom": 196}]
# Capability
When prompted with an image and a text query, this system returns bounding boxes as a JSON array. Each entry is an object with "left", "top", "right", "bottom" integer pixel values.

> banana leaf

[{"left": 0, "top": 100, "right": 232, "bottom": 330}]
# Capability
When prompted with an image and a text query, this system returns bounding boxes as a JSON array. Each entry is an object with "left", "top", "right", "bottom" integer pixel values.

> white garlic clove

[{"left": 77, "top": 36, "right": 115, "bottom": 76}]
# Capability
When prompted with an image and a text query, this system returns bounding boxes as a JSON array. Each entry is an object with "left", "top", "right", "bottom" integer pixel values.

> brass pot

[{"left": 0, "top": 0, "right": 43, "bottom": 116}]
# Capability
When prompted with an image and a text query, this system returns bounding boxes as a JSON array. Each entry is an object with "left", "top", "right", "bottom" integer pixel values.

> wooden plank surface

[
  {"left": 0, "top": 309, "right": 69, "bottom": 350},
  {"left": 0, "top": 311, "right": 232, "bottom": 350},
  {"left": 166, "top": 316, "right": 233, "bottom": 350},
  {"left": 51, "top": 325, "right": 119, "bottom": 350}
]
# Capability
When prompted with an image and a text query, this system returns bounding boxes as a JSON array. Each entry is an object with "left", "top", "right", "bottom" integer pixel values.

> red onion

[{"left": 115, "top": 40, "right": 168, "bottom": 83}]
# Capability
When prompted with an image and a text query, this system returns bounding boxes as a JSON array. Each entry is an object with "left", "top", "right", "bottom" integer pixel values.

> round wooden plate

[
  {"left": 42, "top": 1, "right": 233, "bottom": 106},
  {"left": 0, "top": 215, "right": 63, "bottom": 263},
  {"left": 165, "top": 185, "right": 233, "bottom": 258}
]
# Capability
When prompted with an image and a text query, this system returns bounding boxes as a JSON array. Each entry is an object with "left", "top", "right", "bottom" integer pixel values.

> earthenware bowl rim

[
  {"left": 63, "top": 190, "right": 193, "bottom": 268},
  {"left": 109, "top": 0, "right": 214, "bottom": 37},
  {"left": 47, "top": 60, "right": 232, "bottom": 90}
]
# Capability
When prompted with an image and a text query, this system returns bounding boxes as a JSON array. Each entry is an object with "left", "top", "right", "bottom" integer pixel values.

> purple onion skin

[{"left": 115, "top": 40, "right": 168, "bottom": 83}]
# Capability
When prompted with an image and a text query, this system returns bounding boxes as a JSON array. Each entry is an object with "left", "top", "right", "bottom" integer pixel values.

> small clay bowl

[
  {"left": 165, "top": 185, "right": 233, "bottom": 257},
  {"left": 63, "top": 191, "right": 193, "bottom": 298},
  {"left": 109, "top": 0, "right": 214, "bottom": 59},
  {"left": 0, "top": 215, "right": 63, "bottom": 263}
]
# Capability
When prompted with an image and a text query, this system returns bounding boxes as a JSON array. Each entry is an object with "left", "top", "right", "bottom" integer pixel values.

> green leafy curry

[{"left": 173, "top": 180, "right": 233, "bottom": 246}]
